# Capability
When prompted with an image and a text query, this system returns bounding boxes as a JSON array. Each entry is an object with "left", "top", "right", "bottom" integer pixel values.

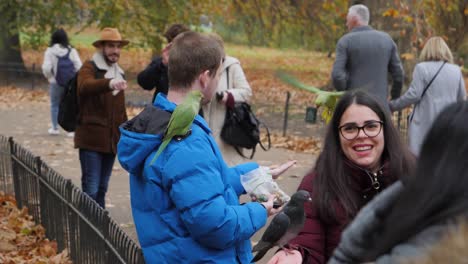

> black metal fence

[
  {"left": 0, "top": 135, "right": 145, "bottom": 264},
  {"left": 0, "top": 62, "right": 43, "bottom": 89},
  {"left": 392, "top": 108, "right": 411, "bottom": 144}
]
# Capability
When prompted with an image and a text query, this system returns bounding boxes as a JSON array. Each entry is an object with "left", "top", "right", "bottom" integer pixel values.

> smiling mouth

[{"left": 353, "top": 146, "right": 372, "bottom": 152}]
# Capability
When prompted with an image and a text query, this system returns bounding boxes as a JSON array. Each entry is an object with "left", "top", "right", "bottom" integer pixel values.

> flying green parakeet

[
  {"left": 149, "top": 90, "right": 203, "bottom": 165},
  {"left": 276, "top": 70, "right": 344, "bottom": 123}
]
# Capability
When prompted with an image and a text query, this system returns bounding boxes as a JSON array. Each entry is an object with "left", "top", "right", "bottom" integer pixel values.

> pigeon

[{"left": 251, "top": 190, "right": 312, "bottom": 263}]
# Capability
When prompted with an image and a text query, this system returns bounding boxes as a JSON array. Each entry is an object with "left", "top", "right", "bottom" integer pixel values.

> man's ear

[{"left": 199, "top": 70, "right": 211, "bottom": 89}]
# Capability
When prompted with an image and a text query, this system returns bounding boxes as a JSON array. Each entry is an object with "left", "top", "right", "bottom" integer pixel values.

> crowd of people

[{"left": 39, "top": 3, "right": 467, "bottom": 263}]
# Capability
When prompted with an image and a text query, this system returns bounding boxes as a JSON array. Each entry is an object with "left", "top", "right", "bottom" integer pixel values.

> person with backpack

[
  {"left": 42, "top": 28, "right": 82, "bottom": 136},
  {"left": 75, "top": 28, "right": 129, "bottom": 208}
]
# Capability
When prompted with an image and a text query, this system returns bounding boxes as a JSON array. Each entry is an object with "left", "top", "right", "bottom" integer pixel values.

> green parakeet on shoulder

[
  {"left": 276, "top": 70, "right": 344, "bottom": 123},
  {"left": 149, "top": 90, "right": 203, "bottom": 165}
]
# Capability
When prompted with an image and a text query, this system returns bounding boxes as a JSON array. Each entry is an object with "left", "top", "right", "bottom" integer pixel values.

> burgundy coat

[{"left": 288, "top": 161, "right": 397, "bottom": 263}]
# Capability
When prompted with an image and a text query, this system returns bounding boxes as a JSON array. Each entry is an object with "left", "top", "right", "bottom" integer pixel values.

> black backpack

[
  {"left": 55, "top": 48, "right": 76, "bottom": 87},
  {"left": 220, "top": 102, "right": 271, "bottom": 159},
  {"left": 219, "top": 67, "right": 270, "bottom": 159},
  {"left": 58, "top": 61, "right": 97, "bottom": 132}
]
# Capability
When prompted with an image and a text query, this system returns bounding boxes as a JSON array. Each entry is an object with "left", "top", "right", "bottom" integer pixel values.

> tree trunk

[{"left": 0, "top": 1, "right": 26, "bottom": 72}]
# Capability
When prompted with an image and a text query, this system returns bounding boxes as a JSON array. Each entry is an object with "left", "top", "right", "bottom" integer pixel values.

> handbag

[
  {"left": 221, "top": 102, "right": 271, "bottom": 159},
  {"left": 220, "top": 67, "right": 271, "bottom": 159},
  {"left": 408, "top": 62, "right": 446, "bottom": 123}
]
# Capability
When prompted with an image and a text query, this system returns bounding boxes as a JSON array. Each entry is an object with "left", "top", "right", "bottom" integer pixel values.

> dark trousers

[{"left": 79, "top": 149, "right": 115, "bottom": 208}]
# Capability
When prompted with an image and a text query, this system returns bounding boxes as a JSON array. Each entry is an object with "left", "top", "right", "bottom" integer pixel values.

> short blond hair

[{"left": 420, "top": 37, "right": 453, "bottom": 63}]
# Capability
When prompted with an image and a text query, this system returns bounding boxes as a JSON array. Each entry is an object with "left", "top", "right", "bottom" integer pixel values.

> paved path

[{"left": 0, "top": 100, "right": 318, "bottom": 263}]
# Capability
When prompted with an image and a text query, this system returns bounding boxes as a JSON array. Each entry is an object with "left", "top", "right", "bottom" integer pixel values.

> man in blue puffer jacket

[{"left": 118, "top": 32, "right": 278, "bottom": 263}]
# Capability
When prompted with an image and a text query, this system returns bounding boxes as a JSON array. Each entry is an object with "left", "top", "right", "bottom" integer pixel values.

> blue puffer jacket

[{"left": 118, "top": 94, "right": 267, "bottom": 263}]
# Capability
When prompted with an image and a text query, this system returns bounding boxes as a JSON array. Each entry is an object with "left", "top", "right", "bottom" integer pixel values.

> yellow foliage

[
  {"left": 383, "top": 8, "right": 400, "bottom": 18},
  {"left": 401, "top": 53, "right": 416, "bottom": 60},
  {"left": 404, "top": 16, "right": 414, "bottom": 23}
]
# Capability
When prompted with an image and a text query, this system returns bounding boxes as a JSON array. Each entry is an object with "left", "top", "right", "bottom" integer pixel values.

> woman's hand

[
  {"left": 267, "top": 249, "right": 302, "bottom": 264},
  {"left": 270, "top": 160, "right": 297, "bottom": 179}
]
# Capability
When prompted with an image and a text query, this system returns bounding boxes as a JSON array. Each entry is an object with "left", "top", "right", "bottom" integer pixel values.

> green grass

[
  {"left": 69, "top": 32, "right": 98, "bottom": 47},
  {"left": 225, "top": 43, "right": 333, "bottom": 75},
  {"left": 20, "top": 30, "right": 98, "bottom": 48}
]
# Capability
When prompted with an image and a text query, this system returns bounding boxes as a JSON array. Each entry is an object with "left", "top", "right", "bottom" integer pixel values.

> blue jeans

[
  {"left": 49, "top": 83, "right": 65, "bottom": 129},
  {"left": 79, "top": 149, "right": 115, "bottom": 208}
]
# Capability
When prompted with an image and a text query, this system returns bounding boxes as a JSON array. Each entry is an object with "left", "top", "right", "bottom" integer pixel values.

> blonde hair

[{"left": 419, "top": 37, "right": 453, "bottom": 63}]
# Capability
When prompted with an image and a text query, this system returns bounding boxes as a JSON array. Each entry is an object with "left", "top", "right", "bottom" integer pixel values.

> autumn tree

[
  {"left": 0, "top": 1, "right": 25, "bottom": 69},
  {"left": 422, "top": 0, "right": 468, "bottom": 61},
  {"left": 0, "top": 0, "right": 211, "bottom": 69},
  {"left": 216, "top": 0, "right": 348, "bottom": 52}
]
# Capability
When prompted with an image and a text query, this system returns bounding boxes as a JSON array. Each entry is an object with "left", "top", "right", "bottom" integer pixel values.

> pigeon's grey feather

[
  {"left": 251, "top": 190, "right": 312, "bottom": 263},
  {"left": 251, "top": 213, "right": 290, "bottom": 262}
]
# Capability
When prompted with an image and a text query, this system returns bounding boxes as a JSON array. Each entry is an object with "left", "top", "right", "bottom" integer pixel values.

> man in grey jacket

[{"left": 332, "top": 4, "right": 404, "bottom": 104}]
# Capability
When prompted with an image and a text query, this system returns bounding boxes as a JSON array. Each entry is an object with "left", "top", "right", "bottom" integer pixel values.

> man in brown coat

[{"left": 75, "top": 28, "right": 128, "bottom": 208}]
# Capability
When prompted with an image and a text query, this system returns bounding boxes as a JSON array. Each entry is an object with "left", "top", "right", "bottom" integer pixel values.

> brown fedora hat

[{"left": 92, "top": 27, "right": 130, "bottom": 48}]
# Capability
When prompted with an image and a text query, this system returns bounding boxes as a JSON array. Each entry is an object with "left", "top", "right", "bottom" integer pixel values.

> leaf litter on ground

[{"left": 0, "top": 191, "right": 72, "bottom": 263}]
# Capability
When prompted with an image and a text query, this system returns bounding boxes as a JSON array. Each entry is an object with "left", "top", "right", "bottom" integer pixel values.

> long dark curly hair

[{"left": 313, "top": 90, "right": 414, "bottom": 222}]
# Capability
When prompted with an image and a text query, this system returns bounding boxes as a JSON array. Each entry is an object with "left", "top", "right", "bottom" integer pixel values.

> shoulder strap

[
  {"left": 57, "top": 48, "right": 71, "bottom": 58},
  {"left": 226, "top": 66, "right": 229, "bottom": 89},
  {"left": 234, "top": 146, "right": 256, "bottom": 159},
  {"left": 420, "top": 62, "right": 446, "bottom": 100},
  {"left": 257, "top": 120, "right": 271, "bottom": 151},
  {"left": 409, "top": 62, "right": 446, "bottom": 123}
]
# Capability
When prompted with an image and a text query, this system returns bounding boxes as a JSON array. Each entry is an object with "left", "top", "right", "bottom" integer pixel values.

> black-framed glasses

[{"left": 339, "top": 120, "right": 384, "bottom": 140}]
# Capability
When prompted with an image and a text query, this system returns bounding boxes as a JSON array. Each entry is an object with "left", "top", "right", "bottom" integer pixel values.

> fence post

[
  {"left": 31, "top": 63, "right": 36, "bottom": 90},
  {"left": 34, "top": 156, "right": 42, "bottom": 223},
  {"left": 65, "top": 179, "right": 77, "bottom": 262},
  {"left": 103, "top": 210, "right": 110, "bottom": 262},
  {"left": 8, "top": 137, "right": 20, "bottom": 206},
  {"left": 6, "top": 63, "right": 9, "bottom": 86},
  {"left": 282, "top": 91, "right": 291, "bottom": 137}
]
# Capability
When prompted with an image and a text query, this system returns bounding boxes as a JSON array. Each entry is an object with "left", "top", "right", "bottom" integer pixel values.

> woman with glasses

[
  {"left": 330, "top": 100, "right": 468, "bottom": 263},
  {"left": 267, "top": 90, "right": 415, "bottom": 264}
]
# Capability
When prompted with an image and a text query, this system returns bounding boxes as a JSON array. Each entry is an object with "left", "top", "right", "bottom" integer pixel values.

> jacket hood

[
  {"left": 117, "top": 106, "right": 171, "bottom": 175},
  {"left": 49, "top": 44, "right": 73, "bottom": 57},
  {"left": 223, "top": 56, "right": 240, "bottom": 70}
]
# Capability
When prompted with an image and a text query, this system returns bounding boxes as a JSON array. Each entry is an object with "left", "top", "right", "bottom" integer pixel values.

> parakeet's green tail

[
  {"left": 149, "top": 139, "right": 170, "bottom": 165},
  {"left": 275, "top": 70, "right": 345, "bottom": 124},
  {"left": 275, "top": 70, "right": 323, "bottom": 94}
]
